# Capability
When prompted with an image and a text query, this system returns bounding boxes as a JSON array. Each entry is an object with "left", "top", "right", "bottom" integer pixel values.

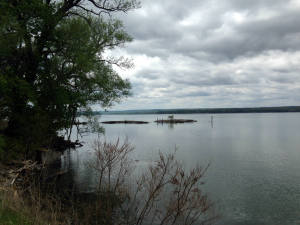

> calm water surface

[{"left": 62, "top": 113, "right": 300, "bottom": 225}]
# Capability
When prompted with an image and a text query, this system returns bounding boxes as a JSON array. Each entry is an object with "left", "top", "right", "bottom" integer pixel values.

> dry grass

[
  {"left": 0, "top": 162, "right": 73, "bottom": 225},
  {"left": 0, "top": 182, "right": 70, "bottom": 225}
]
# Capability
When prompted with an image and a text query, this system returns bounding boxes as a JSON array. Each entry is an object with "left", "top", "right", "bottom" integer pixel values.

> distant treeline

[{"left": 79, "top": 106, "right": 300, "bottom": 115}]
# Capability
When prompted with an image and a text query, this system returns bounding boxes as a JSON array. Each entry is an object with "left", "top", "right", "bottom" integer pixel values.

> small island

[
  {"left": 101, "top": 120, "right": 149, "bottom": 124},
  {"left": 155, "top": 115, "right": 197, "bottom": 124}
]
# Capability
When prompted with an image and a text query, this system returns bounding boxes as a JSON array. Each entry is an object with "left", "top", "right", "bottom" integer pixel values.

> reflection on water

[
  {"left": 156, "top": 121, "right": 175, "bottom": 130},
  {"left": 61, "top": 113, "right": 300, "bottom": 225}
]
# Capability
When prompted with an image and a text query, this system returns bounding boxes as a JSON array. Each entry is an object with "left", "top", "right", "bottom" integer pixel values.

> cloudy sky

[{"left": 108, "top": 0, "right": 300, "bottom": 110}]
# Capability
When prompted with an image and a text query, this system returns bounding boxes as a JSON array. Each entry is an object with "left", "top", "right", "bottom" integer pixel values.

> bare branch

[
  {"left": 88, "top": 138, "right": 218, "bottom": 225},
  {"left": 100, "top": 56, "right": 134, "bottom": 69}
]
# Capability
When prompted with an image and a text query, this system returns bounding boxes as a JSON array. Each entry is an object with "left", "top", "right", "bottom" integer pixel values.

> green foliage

[
  {"left": 0, "top": 0, "right": 138, "bottom": 160},
  {"left": 0, "top": 207, "right": 32, "bottom": 225}
]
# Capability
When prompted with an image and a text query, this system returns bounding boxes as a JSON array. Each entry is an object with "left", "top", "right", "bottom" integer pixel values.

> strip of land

[
  {"left": 101, "top": 120, "right": 149, "bottom": 124},
  {"left": 155, "top": 119, "right": 197, "bottom": 123},
  {"left": 88, "top": 106, "right": 300, "bottom": 115}
]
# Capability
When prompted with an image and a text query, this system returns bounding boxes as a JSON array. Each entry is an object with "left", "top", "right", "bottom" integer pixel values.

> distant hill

[{"left": 82, "top": 106, "right": 300, "bottom": 115}]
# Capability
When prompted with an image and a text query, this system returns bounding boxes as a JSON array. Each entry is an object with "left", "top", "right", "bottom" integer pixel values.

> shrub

[{"left": 90, "top": 138, "right": 218, "bottom": 225}]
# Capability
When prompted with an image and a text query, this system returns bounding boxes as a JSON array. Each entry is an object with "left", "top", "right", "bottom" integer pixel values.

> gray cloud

[{"left": 109, "top": 0, "right": 300, "bottom": 110}]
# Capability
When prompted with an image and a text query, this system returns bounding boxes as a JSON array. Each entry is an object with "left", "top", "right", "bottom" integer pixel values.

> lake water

[{"left": 61, "top": 113, "right": 300, "bottom": 225}]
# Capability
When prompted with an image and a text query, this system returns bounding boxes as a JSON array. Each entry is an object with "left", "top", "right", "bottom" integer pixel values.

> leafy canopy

[{"left": 0, "top": 0, "right": 139, "bottom": 159}]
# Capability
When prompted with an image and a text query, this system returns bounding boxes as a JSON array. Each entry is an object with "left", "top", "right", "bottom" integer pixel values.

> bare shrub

[
  {"left": 90, "top": 138, "right": 218, "bottom": 225},
  {"left": 89, "top": 138, "right": 135, "bottom": 224},
  {"left": 91, "top": 138, "right": 134, "bottom": 196}
]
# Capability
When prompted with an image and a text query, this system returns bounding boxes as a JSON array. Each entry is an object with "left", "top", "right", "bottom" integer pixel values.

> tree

[{"left": 0, "top": 0, "right": 140, "bottom": 159}]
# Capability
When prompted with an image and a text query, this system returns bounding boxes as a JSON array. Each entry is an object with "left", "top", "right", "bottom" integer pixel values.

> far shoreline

[{"left": 80, "top": 106, "right": 300, "bottom": 116}]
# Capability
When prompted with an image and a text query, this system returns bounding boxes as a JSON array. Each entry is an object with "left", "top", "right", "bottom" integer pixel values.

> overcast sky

[{"left": 107, "top": 0, "right": 300, "bottom": 110}]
